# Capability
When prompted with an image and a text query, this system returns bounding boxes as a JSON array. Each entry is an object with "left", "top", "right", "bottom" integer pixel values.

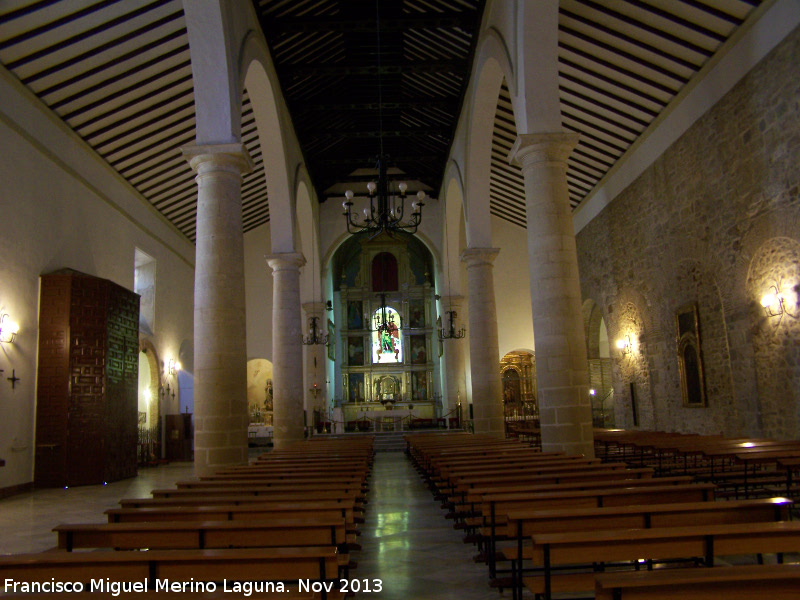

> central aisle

[{"left": 358, "top": 452, "right": 499, "bottom": 600}]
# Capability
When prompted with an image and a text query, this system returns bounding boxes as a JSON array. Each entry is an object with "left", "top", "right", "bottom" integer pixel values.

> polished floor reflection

[
  {"left": 0, "top": 452, "right": 499, "bottom": 597},
  {"left": 358, "top": 452, "right": 500, "bottom": 599}
]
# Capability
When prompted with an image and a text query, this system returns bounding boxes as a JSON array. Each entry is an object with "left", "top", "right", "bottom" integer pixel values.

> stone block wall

[{"left": 576, "top": 25, "right": 800, "bottom": 439}]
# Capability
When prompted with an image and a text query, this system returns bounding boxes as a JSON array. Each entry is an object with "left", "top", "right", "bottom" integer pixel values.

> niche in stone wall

[{"left": 676, "top": 303, "right": 706, "bottom": 407}]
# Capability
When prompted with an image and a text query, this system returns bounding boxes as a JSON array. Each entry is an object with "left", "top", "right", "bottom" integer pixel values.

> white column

[
  {"left": 461, "top": 248, "right": 504, "bottom": 436},
  {"left": 267, "top": 253, "right": 306, "bottom": 448},
  {"left": 438, "top": 295, "right": 467, "bottom": 420},
  {"left": 509, "top": 132, "right": 594, "bottom": 457},
  {"left": 184, "top": 142, "right": 253, "bottom": 476}
]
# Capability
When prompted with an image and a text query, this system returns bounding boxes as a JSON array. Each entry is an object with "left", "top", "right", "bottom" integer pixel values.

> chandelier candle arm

[{"left": 342, "top": 156, "right": 425, "bottom": 237}]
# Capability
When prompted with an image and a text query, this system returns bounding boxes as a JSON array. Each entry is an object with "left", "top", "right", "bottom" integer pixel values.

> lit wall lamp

[
  {"left": 0, "top": 313, "right": 20, "bottom": 343},
  {"left": 616, "top": 335, "right": 633, "bottom": 356},
  {"left": 761, "top": 282, "right": 799, "bottom": 321},
  {"left": 168, "top": 358, "right": 181, "bottom": 376}
]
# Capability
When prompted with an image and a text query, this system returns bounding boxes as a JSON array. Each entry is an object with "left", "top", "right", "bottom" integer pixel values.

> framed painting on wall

[
  {"left": 347, "top": 336, "right": 364, "bottom": 366},
  {"left": 410, "top": 334, "right": 427, "bottom": 364},
  {"left": 347, "top": 300, "right": 363, "bottom": 330},
  {"left": 409, "top": 299, "right": 425, "bottom": 328},
  {"left": 676, "top": 303, "right": 706, "bottom": 407}
]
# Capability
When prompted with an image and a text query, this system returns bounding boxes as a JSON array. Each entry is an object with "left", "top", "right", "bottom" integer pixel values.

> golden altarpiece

[{"left": 335, "top": 232, "right": 436, "bottom": 426}]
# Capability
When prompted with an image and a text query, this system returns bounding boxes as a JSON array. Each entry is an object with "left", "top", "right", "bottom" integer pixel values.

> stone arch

[
  {"left": 609, "top": 288, "right": 654, "bottom": 430},
  {"left": 242, "top": 50, "right": 297, "bottom": 253},
  {"left": 296, "top": 179, "right": 316, "bottom": 304},
  {"left": 582, "top": 299, "right": 614, "bottom": 427},
  {"left": 183, "top": 1, "right": 242, "bottom": 144},
  {"left": 745, "top": 236, "right": 800, "bottom": 439},
  {"left": 463, "top": 35, "right": 512, "bottom": 248},
  {"left": 138, "top": 339, "right": 161, "bottom": 428}
]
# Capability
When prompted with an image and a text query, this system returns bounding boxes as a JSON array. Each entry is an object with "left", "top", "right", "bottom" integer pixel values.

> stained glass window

[{"left": 371, "top": 307, "right": 402, "bottom": 363}]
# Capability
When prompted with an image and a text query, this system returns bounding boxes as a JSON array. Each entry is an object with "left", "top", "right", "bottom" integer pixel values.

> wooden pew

[
  {"left": 151, "top": 483, "right": 366, "bottom": 500},
  {"left": 54, "top": 518, "right": 348, "bottom": 552},
  {"left": 594, "top": 563, "right": 800, "bottom": 600},
  {"left": 521, "top": 521, "right": 800, "bottom": 600},
  {"left": 110, "top": 499, "right": 360, "bottom": 525},
  {"left": 0, "top": 547, "right": 340, "bottom": 597},
  {"left": 177, "top": 474, "right": 366, "bottom": 488},
  {"left": 501, "top": 497, "right": 794, "bottom": 590}
]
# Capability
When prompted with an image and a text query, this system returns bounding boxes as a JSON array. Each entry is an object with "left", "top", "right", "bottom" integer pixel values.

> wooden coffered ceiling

[{"left": 0, "top": 0, "right": 765, "bottom": 240}]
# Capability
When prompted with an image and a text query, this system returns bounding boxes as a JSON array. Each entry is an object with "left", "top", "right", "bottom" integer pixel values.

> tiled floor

[{"left": 0, "top": 452, "right": 500, "bottom": 598}]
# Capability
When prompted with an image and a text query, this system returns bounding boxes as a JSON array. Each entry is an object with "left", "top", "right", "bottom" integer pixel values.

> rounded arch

[
  {"left": 463, "top": 39, "right": 510, "bottom": 248},
  {"left": 296, "top": 179, "right": 317, "bottom": 304},
  {"left": 242, "top": 49, "right": 296, "bottom": 253},
  {"left": 321, "top": 228, "right": 443, "bottom": 284},
  {"left": 138, "top": 339, "right": 161, "bottom": 428},
  {"left": 247, "top": 358, "right": 274, "bottom": 425},
  {"left": 184, "top": 1, "right": 241, "bottom": 144},
  {"left": 441, "top": 170, "right": 466, "bottom": 299}
]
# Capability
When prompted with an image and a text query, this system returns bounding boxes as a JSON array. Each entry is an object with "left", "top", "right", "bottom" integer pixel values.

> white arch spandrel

[
  {"left": 183, "top": 0, "right": 241, "bottom": 144},
  {"left": 462, "top": 30, "right": 513, "bottom": 249},
  {"left": 241, "top": 34, "right": 299, "bottom": 253}
]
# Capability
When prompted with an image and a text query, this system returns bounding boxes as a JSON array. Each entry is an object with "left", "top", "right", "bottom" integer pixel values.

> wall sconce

[
  {"left": 0, "top": 313, "right": 19, "bottom": 343},
  {"left": 760, "top": 285, "right": 784, "bottom": 317},
  {"left": 761, "top": 282, "right": 798, "bottom": 321},
  {"left": 325, "top": 300, "right": 333, "bottom": 312},
  {"left": 589, "top": 389, "right": 596, "bottom": 397},
  {"left": 168, "top": 358, "right": 181, "bottom": 376},
  {"left": 616, "top": 335, "right": 633, "bottom": 356}
]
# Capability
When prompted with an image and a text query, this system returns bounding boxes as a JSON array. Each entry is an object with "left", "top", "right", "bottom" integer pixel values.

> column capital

[
  {"left": 302, "top": 301, "right": 327, "bottom": 316},
  {"left": 183, "top": 142, "right": 254, "bottom": 175},
  {"left": 437, "top": 294, "right": 464, "bottom": 308},
  {"left": 460, "top": 247, "right": 500, "bottom": 268},
  {"left": 266, "top": 252, "right": 306, "bottom": 272},
  {"left": 508, "top": 132, "right": 580, "bottom": 170}
]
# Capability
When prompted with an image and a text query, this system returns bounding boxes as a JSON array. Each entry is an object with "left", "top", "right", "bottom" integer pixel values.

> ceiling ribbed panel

[
  {"left": 0, "top": 0, "right": 270, "bottom": 243},
  {"left": 256, "top": 0, "right": 485, "bottom": 199},
  {"left": 0, "top": 0, "right": 765, "bottom": 237}
]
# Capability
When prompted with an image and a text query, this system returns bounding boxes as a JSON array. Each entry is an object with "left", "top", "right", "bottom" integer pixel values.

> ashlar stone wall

[{"left": 576, "top": 24, "right": 800, "bottom": 439}]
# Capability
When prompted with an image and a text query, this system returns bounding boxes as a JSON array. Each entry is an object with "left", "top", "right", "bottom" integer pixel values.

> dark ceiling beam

[
  {"left": 559, "top": 8, "right": 703, "bottom": 72},
  {"left": 280, "top": 60, "right": 467, "bottom": 77},
  {"left": 259, "top": 14, "right": 477, "bottom": 34},
  {"left": 314, "top": 154, "right": 440, "bottom": 166},
  {"left": 573, "top": 0, "right": 717, "bottom": 55},
  {"left": 303, "top": 127, "right": 449, "bottom": 139},
  {"left": 291, "top": 99, "right": 459, "bottom": 112},
  {"left": 621, "top": 0, "right": 729, "bottom": 42}
]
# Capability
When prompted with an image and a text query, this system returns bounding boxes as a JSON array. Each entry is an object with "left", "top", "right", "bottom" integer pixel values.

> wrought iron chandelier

[
  {"left": 438, "top": 309, "right": 465, "bottom": 340},
  {"left": 302, "top": 315, "right": 329, "bottom": 346},
  {"left": 341, "top": 0, "right": 425, "bottom": 238},
  {"left": 343, "top": 158, "right": 426, "bottom": 238},
  {"left": 301, "top": 204, "right": 329, "bottom": 346},
  {"left": 437, "top": 193, "right": 466, "bottom": 342}
]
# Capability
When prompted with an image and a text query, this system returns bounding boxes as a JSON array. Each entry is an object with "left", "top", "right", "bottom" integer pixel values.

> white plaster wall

[
  {"left": 244, "top": 222, "right": 273, "bottom": 362},
  {"left": 491, "top": 215, "right": 534, "bottom": 358},
  {"left": 0, "top": 68, "right": 194, "bottom": 492}
]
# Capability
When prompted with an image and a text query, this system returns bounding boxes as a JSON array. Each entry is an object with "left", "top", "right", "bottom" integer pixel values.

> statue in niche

[{"left": 264, "top": 379, "right": 273, "bottom": 412}]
